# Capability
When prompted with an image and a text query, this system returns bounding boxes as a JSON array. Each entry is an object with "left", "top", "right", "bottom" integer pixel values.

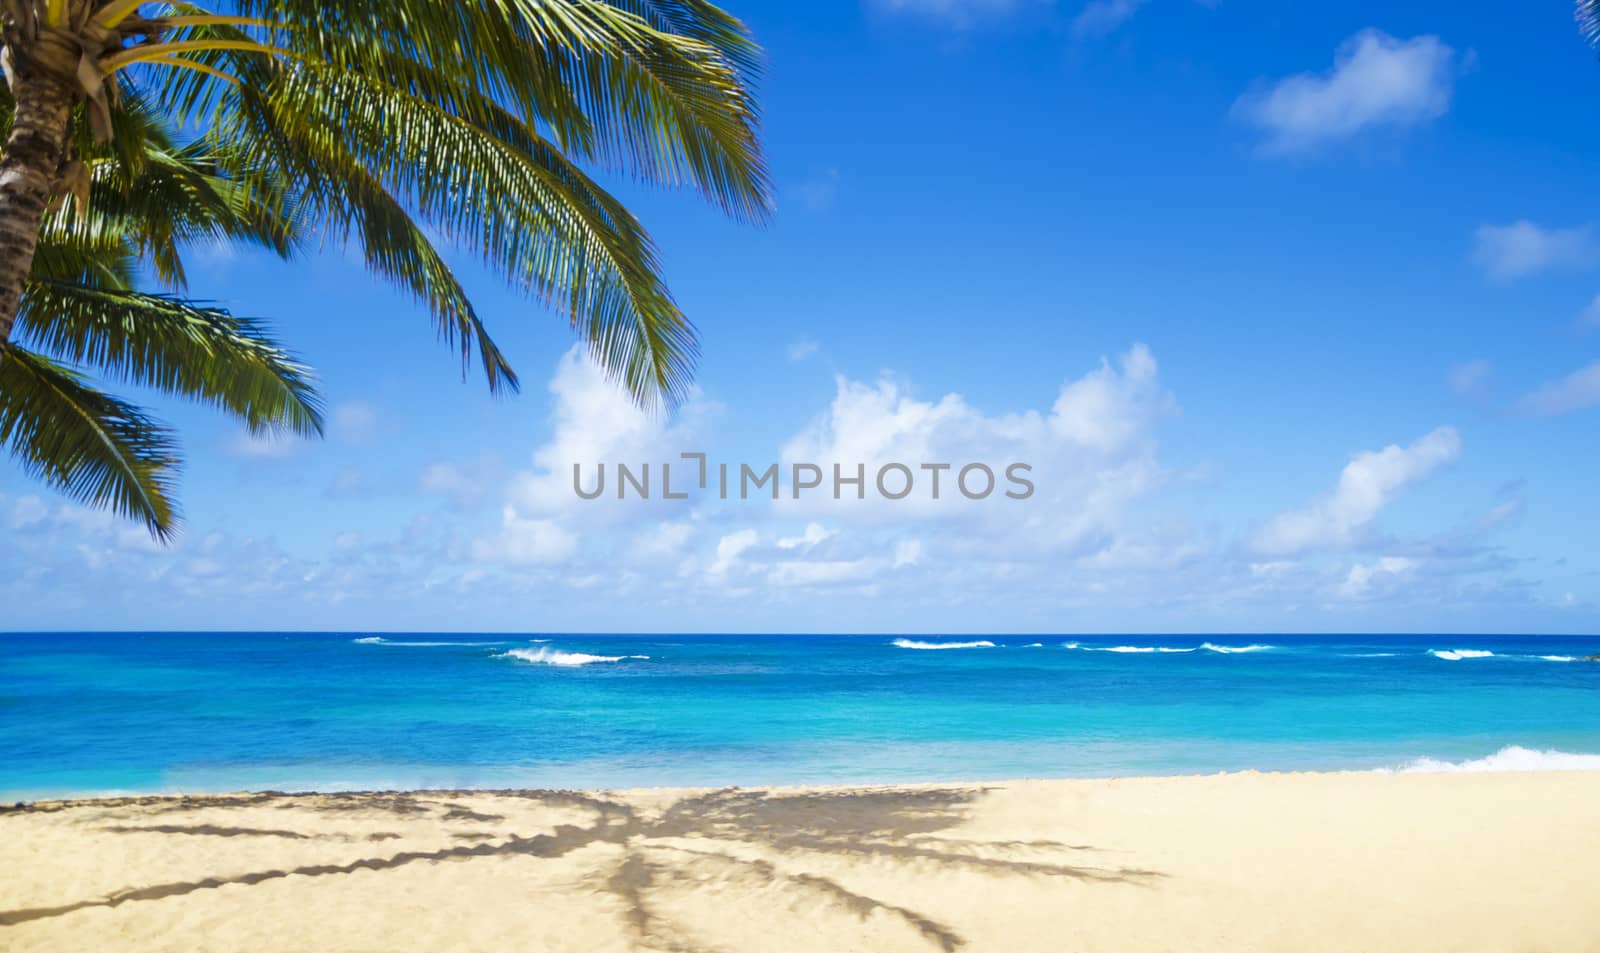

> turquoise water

[{"left": 3, "top": 632, "right": 1599, "bottom": 798}]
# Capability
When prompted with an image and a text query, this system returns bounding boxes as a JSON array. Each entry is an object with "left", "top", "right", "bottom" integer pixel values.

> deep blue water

[{"left": 2, "top": 632, "right": 1599, "bottom": 798}]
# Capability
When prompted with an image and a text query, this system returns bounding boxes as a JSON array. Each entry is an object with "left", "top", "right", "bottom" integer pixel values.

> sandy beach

[{"left": 2, "top": 769, "right": 1598, "bottom": 952}]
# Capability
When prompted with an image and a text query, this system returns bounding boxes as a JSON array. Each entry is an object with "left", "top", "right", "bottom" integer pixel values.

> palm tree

[
  {"left": 0, "top": 0, "right": 768, "bottom": 535},
  {"left": 3, "top": 85, "right": 324, "bottom": 537}
]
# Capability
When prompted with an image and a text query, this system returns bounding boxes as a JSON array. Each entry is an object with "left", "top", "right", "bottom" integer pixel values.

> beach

[{"left": 3, "top": 769, "right": 1598, "bottom": 952}]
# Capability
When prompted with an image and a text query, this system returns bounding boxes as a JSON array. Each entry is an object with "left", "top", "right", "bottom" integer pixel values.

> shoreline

[
  {"left": 5, "top": 768, "right": 1600, "bottom": 951},
  {"left": 11, "top": 741, "right": 1600, "bottom": 806}
]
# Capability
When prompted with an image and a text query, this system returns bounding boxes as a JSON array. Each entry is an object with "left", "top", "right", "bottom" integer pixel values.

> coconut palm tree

[
  {"left": 0, "top": 0, "right": 768, "bottom": 536},
  {"left": 2, "top": 85, "right": 323, "bottom": 537}
]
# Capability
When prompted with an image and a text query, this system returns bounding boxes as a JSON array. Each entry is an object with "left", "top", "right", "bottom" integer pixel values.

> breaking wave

[
  {"left": 1060, "top": 643, "right": 1274, "bottom": 654},
  {"left": 891, "top": 639, "right": 996, "bottom": 650},
  {"left": 1391, "top": 746, "right": 1600, "bottom": 773},
  {"left": 1428, "top": 649, "right": 1496, "bottom": 661},
  {"left": 500, "top": 647, "right": 648, "bottom": 667}
]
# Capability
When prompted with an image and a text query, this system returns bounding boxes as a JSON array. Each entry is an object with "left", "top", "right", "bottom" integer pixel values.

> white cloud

[
  {"left": 777, "top": 522, "right": 835, "bottom": 550},
  {"left": 1072, "top": 0, "right": 1148, "bottom": 38},
  {"left": 1473, "top": 222, "right": 1600, "bottom": 281},
  {"left": 8, "top": 495, "right": 47, "bottom": 530},
  {"left": 632, "top": 521, "right": 697, "bottom": 562},
  {"left": 767, "top": 539, "right": 922, "bottom": 588},
  {"left": 1447, "top": 360, "right": 1492, "bottom": 400},
  {"left": 1515, "top": 360, "right": 1600, "bottom": 416},
  {"left": 1340, "top": 555, "right": 1419, "bottom": 598},
  {"left": 787, "top": 338, "right": 820, "bottom": 362},
  {"left": 1233, "top": 30, "right": 1455, "bottom": 154},
  {"left": 472, "top": 509, "right": 578, "bottom": 565},
  {"left": 502, "top": 348, "right": 713, "bottom": 520},
  {"left": 0, "top": 338, "right": 1575, "bottom": 630},
  {"left": 767, "top": 558, "right": 872, "bottom": 587},
  {"left": 778, "top": 345, "right": 1177, "bottom": 565},
  {"left": 1255, "top": 426, "right": 1462, "bottom": 555},
  {"left": 708, "top": 529, "right": 760, "bottom": 578}
]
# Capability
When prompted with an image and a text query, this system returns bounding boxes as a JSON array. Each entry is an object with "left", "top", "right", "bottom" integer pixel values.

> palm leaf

[
  {"left": 0, "top": 343, "right": 180, "bottom": 539},
  {"left": 15, "top": 281, "right": 324, "bottom": 436}
]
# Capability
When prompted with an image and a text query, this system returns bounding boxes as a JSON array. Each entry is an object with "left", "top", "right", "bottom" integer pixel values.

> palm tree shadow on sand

[{"left": 0, "top": 786, "right": 1163, "bottom": 951}]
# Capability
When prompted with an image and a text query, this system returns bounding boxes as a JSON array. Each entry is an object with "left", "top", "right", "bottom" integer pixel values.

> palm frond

[
  {"left": 214, "top": 0, "right": 771, "bottom": 218},
  {"left": 324, "top": 165, "right": 521, "bottom": 396},
  {"left": 254, "top": 65, "right": 696, "bottom": 405},
  {"left": 0, "top": 343, "right": 180, "bottom": 539},
  {"left": 15, "top": 281, "right": 324, "bottom": 436}
]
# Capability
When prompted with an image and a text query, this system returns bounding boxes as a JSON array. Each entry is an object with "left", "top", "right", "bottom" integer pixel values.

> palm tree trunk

[{"left": 0, "top": 32, "right": 81, "bottom": 352}]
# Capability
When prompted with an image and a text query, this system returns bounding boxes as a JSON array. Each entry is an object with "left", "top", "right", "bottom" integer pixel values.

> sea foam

[
  {"left": 1392, "top": 745, "right": 1600, "bottom": 773},
  {"left": 500, "top": 647, "right": 647, "bottom": 667},
  {"left": 891, "top": 639, "right": 996, "bottom": 650},
  {"left": 1062, "top": 643, "right": 1273, "bottom": 654},
  {"left": 353, "top": 637, "right": 506, "bottom": 647},
  {"left": 1428, "top": 649, "right": 1495, "bottom": 661}
]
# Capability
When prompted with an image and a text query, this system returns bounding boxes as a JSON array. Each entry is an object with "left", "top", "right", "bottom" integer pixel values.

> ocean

[{"left": 3, "top": 632, "right": 1599, "bottom": 799}]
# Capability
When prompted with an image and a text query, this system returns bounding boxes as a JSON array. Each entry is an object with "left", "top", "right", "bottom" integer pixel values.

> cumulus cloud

[
  {"left": 1254, "top": 427, "right": 1461, "bottom": 555},
  {"left": 463, "top": 351, "right": 719, "bottom": 565},
  {"left": 1340, "top": 555, "right": 1419, "bottom": 598},
  {"left": 472, "top": 510, "right": 578, "bottom": 565},
  {"left": 4, "top": 341, "right": 1560, "bottom": 630},
  {"left": 1515, "top": 360, "right": 1600, "bottom": 416},
  {"left": 774, "top": 342, "right": 1177, "bottom": 562},
  {"left": 631, "top": 521, "right": 697, "bottom": 563},
  {"left": 500, "top": 348, "right": 715, "bottom": 520},
  {"left": 708, "top": 528, "right": 760, "bottom": 578},
  {"left": 1233, "top": 30, "right": 1456, "bottom": 154},
  {"left": 1473, "top": 222, "right": 1600, "bottom": 281}
]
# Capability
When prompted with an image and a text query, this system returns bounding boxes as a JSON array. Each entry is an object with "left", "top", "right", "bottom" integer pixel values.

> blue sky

[{"left": 5, "top": 0, "right": 1600, "bottom": 634}]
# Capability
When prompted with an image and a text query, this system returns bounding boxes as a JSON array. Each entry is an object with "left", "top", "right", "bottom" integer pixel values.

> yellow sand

[{"left": 3, "top": 770, "right": 1599, "bottom": 952}]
